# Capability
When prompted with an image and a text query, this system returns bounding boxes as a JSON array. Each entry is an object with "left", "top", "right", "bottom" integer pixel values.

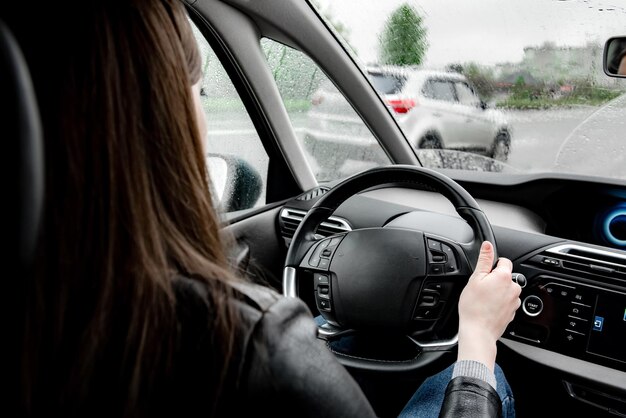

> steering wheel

[{"left": 283, "top": 165, "right": 498, "bottom": 371}]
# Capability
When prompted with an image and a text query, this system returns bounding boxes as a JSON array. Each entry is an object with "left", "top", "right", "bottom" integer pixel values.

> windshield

[{"left": 311, "top": 0, "right": 626, "bottom": 181}]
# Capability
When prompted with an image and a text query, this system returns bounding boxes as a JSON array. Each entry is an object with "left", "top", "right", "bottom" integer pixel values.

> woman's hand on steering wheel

[{"left": 457, "top": 241, "right": 522, "bottom": 372}]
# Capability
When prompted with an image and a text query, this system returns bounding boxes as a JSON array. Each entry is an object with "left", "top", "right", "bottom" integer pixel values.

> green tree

[{"left": 378, "top": 3, "right": 428, "bottom": 66}]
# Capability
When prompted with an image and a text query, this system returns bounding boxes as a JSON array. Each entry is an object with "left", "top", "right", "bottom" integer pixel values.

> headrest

[{"left": 0, "top": 19, "right": 44, "bottom": 270}]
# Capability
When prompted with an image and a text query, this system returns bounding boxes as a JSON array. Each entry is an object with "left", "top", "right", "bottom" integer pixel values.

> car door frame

[{"left": 188, "top": 0, "right": 421, "bottom": 196}]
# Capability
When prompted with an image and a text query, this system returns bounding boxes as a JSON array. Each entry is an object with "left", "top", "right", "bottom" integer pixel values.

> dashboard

[{"left": 276, "top": 173, "right": 626, "bottom": 404}]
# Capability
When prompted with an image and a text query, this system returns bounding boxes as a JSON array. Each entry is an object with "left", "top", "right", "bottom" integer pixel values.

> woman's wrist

[{"left": 457, "top": 325, "right": 497, "bottom": 372}]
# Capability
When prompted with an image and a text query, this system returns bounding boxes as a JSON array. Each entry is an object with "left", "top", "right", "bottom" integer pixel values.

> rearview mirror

[
  {"left": 603, "top": 36, "right": 626, "bottom": 77},
  {"left": 206, "top": 154, "right": 262, "bottom": 213}
]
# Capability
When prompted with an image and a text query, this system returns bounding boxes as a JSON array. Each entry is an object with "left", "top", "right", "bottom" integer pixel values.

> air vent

[
  {"left": 295, "top": 187, "right": 330, "bottom": 201},
  {"left": 279, "top": 208, "right": 351, "bottom": 245},
  {"left": 528, "top": 244, "right": 626, "bottom": 284}
]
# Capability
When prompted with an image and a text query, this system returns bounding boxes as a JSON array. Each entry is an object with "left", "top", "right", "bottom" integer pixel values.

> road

[
  {"left": 505, "top": 106, "right": 599, "bottom": 172},
  {"left": 204, "top": 100, "right": 624, "bottom": 180}
]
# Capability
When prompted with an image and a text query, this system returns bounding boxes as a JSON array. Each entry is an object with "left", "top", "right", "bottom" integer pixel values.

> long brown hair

[{"left": 15, "top": 0, "right": 239, "bottom": 415}]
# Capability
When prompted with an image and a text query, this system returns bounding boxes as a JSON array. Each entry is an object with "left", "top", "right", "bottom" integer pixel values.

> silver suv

[{"left": 304, "top": 67, "right": 511, "bottom": 174}]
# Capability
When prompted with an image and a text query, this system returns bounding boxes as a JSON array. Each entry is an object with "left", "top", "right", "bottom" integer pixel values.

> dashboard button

[
  {"left": 571, "top": 291, "right": 591, "bottom": 306},
  {"left": 568, "top": 303, "right": 591, "bottom": 319},
  {"left": 562, "top": 329, "right": 586, "bottom": 350},
  {"left": 543, "top": 285, "right": 555, "bottom": 295},
  {"left": 565, "top": 316, "right": 589, "bottom": 333},
  {"left": 522, "top": 295, "right": 543, "bottom": 317}
]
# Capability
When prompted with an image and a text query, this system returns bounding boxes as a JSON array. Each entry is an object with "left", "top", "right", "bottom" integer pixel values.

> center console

[{"left": 507, "top": 244, "right": 626, "bottom": 371}]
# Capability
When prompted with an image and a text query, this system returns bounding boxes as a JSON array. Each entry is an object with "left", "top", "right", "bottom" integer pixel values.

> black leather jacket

[{"left": 173, "top": 277, "right": 501, "bottom": 417}]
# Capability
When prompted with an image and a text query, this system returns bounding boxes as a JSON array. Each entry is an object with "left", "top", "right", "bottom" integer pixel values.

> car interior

[{"left": 7, "top": 0, "right": 626, "bottom": 417}]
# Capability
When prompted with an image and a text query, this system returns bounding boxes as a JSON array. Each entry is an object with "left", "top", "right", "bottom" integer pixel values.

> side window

[
  {"left": 423, "top": 80, "right": 456, "bottom": 102},
  {"left": 191, "top": 23, "right": 269, "bottom": 213},
  {"left": 261, "top": 38, "right": 391, "bottom": 183},
  {"left": 455, "top": 82, "right": 481, "bottom": 107}
]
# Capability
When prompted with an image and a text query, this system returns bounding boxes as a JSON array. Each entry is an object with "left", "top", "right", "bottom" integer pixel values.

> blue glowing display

[{"left": 602, "top": 203, "right": 626, "bottom": 248}]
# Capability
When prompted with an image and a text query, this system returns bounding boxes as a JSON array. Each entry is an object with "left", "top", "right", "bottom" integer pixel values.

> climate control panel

[{"left": 506, "top": 275, "right": 626, "bottom": 371}]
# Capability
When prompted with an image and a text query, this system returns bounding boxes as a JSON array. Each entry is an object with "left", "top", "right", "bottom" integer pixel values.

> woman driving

[{"left": 9, "top": 0, "right": 521, "bottom": 416}]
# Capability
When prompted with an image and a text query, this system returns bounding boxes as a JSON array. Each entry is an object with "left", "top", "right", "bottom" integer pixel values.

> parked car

[{"left": 304, "top": 66, "right": 511, "bottom": 177}]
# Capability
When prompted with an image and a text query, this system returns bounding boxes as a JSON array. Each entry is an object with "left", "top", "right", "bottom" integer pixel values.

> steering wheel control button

[
  {"left": 314, "top": 273, "right": 329, "bottom": 286},
  {"left": 425, "top": 282, "right": 444, "bottom": 291},
  {"left": 318, "top": 258, "right": 330, "bottom": 270},
  {"left": 424, "top": 281, "right": 453, "bottom": 299},
  {"left": 328, "top": 236, "right": 343, "bottom": 248},
  {"left": 318, "top": 285, "right": 330, "bottom": 295},
  {"left": 316, "top": 297, "right": 332, "bottom": 312},
  {"left": 522, "top": 295, "right": 544, "bottom": 317},
  {"left": 308, "top": 240, "right": 330, "bottom": 267},
  {"left": 444, "top": 259, "right": 458, "bottom": 274},
  {"left": 414, "top": 303, "right": 444, "bottom": 320},
  {"left": 428, "top": 264, "right": 444, "bottom": 275},
  {"left": 441, "top": 243, "right": 455, "bottom": 258},
  {"left": 427, "top": 239, "right": 442, "bottom": 252},
  {"left": 418, "top": 293, "right": 440, "bottom": 307},
  {"left": 431, "top": 254, "right": 445, "bottom": 263},
  {"left": 308, "top": 256, "right": 320, "bottom": 268}
]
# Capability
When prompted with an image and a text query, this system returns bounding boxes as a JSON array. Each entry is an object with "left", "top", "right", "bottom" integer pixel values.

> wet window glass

[
  {"left": 191, "top": 23, "right": 268, "bottom": 212},
  {"left": 310, "top": 0, "right": 626, "bottom": 180},
  {"left": 261, "top": 38, "right": 391, "bottom": 183}
]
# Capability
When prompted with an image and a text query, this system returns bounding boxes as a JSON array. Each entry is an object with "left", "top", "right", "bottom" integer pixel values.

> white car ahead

[{"left": 305, "top": 67, "right": 512, "bottom": 175}]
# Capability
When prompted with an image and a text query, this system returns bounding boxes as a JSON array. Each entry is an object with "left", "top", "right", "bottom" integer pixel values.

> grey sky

[{"left": 315, "top": 0, "right": 626, "bottom": 67}]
